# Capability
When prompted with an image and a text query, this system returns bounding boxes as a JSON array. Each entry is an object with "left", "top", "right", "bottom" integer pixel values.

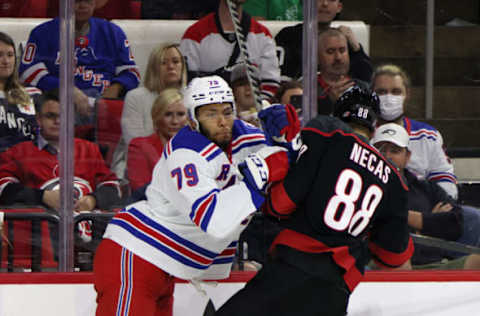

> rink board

[{"left": 0, "top": 271, "right": 479, "bottom": 315}]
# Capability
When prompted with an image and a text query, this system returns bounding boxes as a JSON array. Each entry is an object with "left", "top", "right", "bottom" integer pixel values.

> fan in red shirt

[{"left": 127, "top": 88, "right": 187, "bottom": 191}]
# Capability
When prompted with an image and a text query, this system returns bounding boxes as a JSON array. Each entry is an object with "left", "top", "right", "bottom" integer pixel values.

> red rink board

[{"left": 0, "top": 270, "right": 480, "bottom": 284}]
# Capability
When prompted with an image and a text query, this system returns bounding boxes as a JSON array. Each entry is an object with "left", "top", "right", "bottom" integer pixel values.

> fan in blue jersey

[
  {"left": 0, "top": 31, "right": 42, "bottom": 153},
  {"left": 372, "top": 64, "right": 458, "bottom": 199},
  {"left": 93, "top": 75, "right": 298, "bottom": 316},
  {"left": 18, "top": 0, "right": 139, "bottom": 121}
]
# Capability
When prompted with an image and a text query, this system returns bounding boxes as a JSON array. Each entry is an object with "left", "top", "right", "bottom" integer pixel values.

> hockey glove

[
  {"left": 239, "top": 146, "right": 289, "bottom": 193},
  {"left": 258, "top": 103, "right": 302, "bottom": 163}
]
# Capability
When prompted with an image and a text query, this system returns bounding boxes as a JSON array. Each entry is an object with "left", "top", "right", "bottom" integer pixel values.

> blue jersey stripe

[
  {"left": 190, "top": 189, "right": 219, "bottom": 221},
  {"left": 410, "top": 134, "right": 437, "bottom": 141},
  {"left": 232, "top": 140, "right": 265, "bottom": 154},
  {"left": 200, "top": 194, "right": 217, "bottom": 232},
  {"left": 111, "top": 219, "right": 210, "bottom": 270},
  {"left": 206, "top": 148, "right": 223, "bottom": 161},
  {"left": 127, "top": 208, "right": 218, "bottom": 258},
  {"left": 212, "top": 257, "right": 235, "bottom": 264}
]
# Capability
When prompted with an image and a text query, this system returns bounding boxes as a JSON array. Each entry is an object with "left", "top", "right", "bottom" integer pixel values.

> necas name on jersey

[{"left": 349, "top": 142, "right": 391, "bottom": 184}]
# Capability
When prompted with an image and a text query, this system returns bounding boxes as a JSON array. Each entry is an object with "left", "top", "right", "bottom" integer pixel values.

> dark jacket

[
  {"left": 275, "top": 22, "right": 373, "bottom": 82},
  {"left": 404, "top": 169, "right": 464, "bottom": 264}
]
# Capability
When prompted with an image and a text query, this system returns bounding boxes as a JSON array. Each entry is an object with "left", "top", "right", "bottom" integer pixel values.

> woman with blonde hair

[
  {"left": 0, "top": 31, "right": 41, "bottom": 152},
  {"left": 112, "top": 43, "right": 187, "bottom": 178},
  {"left": 126, "top": 88, "right": 187, "bottom": 191}
]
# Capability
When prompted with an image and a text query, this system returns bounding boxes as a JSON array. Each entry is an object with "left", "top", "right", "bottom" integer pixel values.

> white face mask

[{"left": 378, "top": 94, "right": 405, "bottom": 121}]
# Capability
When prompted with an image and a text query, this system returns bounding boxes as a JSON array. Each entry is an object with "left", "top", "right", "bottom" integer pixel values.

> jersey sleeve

[
  {"left": 0, "top": 146, "right": 22, "bottom": 197},
  {"left": 151, "top": 147, "right": 263, "bottom": 239},
  {"left": 0, "top": 145, "right": 44, "bottom": 205},
  {"left": 348, "top": 44, "right": 373, "bottom": 83},
  {"left": 424, "top": 131, "right": 458, "bottom": 199},
  {"left": 266, "top": 127, "right": 330, "bottom": 217},
  {"left": 368, "top": 181, "right": 414, "bottom": 268},
  {"left": 109, "top": 23, "right": 140, "bottom": 93},
  {"left": 179, "top": 28, "right": 202, "bottom": 73},
  {"left": 19, "top": 22, "right": 60, "bottom": 90}
]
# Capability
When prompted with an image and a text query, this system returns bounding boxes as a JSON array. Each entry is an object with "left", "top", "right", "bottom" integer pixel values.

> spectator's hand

[
  {"left": 337, "top": 25, "right": 360, "bottom": 52},
  {"left": 327, "top": 77, "right": 355, "bottom": 103},
  {"left": 74, "top": 195, "right": 97, "bottom": 212},
  {"left": 432, "top": 202, "right": 453, "bottom": 213},
  {"left": 42, "top": 190, "right": 61, "bottom": 210},
  {"left": 73, "top": 87, "right": 93, "bottom": 117},
  {"left": 102, "top": 83, "right": 124, "bottom": 99}
]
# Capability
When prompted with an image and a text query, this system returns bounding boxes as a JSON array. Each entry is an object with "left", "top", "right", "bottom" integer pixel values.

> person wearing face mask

[{"left": 372, "top": 64, "right": 458, "bottom": 199}]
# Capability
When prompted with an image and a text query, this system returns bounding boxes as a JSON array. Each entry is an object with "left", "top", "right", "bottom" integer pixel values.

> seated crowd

[{"left": 0, "top": 0, "right": 478, "bottom": 275}]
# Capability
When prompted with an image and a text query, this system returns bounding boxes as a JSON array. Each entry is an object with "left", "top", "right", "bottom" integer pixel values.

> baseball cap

[{"left": 371, "top": 123, "right": 410, "bottom": 148}]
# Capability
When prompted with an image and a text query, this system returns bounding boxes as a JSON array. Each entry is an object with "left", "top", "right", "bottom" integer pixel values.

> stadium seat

[
  {"left": 0, "top": 208, "right": 57, "bottom": 271},
  {"left": 95, "top": 98, "right": 124, "bottom": 168}
]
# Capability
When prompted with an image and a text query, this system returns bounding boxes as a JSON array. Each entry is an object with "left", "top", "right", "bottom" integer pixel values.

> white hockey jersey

[
  {"left": 403, "top": 117, "right": 458, "bottom": 199},
  {"left": 104, "top": 120, "right": 267, "bottom": 280},
  {"left": 179, "top": 12, "right": 280, "bottom": 100}
]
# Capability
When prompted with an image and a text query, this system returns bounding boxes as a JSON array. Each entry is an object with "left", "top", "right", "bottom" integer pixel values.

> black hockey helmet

[{"left": 333, "top": 86, "right": 380, "bottom": 132}]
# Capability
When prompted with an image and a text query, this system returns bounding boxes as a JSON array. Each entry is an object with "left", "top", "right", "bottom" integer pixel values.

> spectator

[
  {"left": 19, "top": 0, "right": 140, "bottom": 123},
  {"left": 0, "top": 90, "right": 121, "bottom": 265},
  {"left": 180, "top": 0, "right": 280, "bottom": 101},
  {"left": 0, "top": 32, "right": 42, "bottom": 153},
  {"left": 371, "top": 64, "right": 458, "bottom": 199},
  {"left": 0, "top": 90, "right": 121, "bottom": 211},
  {"left": 273, "top": 79, "right": 303, "bottom": 105},
  {"left": 127, "top": 88, "right": 187, "bottom": 191},
  {"left": 371, "top": 123, "right": 480, "bottom": 270},
  {"left": 141, "top": 0, "right": 217, "bottom": 19},
  {"left": 316, "top": 28, "right": 369, "bottom": 115},
  {"left": 112, "top": 43, "right": 187, "bottom": 178},
  {"left": 47, "top": 0, "right": 135, "bottom": 20},
  {"left": 275, "top": 0, "right": 372, "bottom": 82},
  {"left": 243, "top": 0, "right": 303, "bottom": 21},
  {"left": 230, "top": 63, "right": 260, "bottom": 125}
]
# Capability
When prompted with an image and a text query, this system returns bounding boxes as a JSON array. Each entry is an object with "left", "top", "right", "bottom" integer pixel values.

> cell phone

[{"left": 289, "top": 95, "right": 303, "bottom": 109}]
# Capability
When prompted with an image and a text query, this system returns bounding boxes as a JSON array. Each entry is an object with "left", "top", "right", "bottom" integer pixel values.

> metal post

[
  {"left": 58, "top": 0, "right": 76, "bottom": 272},
  {"left": 425, "top": 0, "right": 435, "bottom": 119},
  {"left": 302, "top": 0, "right": 318, "bottom": 123}
]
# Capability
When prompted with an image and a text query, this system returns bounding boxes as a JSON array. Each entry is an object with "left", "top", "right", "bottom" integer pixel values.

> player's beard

[{"left": 199, "top": 124, "right": 231, "bottom": 151}]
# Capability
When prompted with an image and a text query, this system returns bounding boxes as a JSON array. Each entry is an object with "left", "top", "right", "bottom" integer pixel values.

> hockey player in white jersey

[{"left": 93, "top": 75, "right": 298, "bottom": 316}]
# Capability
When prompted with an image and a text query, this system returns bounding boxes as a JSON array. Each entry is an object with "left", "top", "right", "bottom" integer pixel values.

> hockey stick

[
  {"left": 225, "top": 0, "right": 264, "bottom": 112},
  {"left": 411, "top": 233, "right": 480, "bottom": 255}
]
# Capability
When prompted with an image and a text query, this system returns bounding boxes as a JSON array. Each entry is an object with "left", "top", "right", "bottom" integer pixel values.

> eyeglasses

[{"left": 42, "top": 112, "right": 61, "bottom": 120}]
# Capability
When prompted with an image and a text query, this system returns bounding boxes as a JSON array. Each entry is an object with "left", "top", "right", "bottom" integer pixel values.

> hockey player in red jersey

[
  {"left": 215, "top": 87, "right": 413, "bottom": 316},
  {"left": 93, "top": 75, "right": 299, "bottom": 316}
]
